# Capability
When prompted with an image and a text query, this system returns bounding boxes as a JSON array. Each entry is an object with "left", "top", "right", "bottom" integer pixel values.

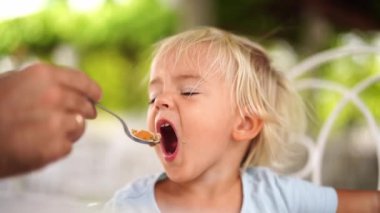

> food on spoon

[{"left": 132, "top": 129, "right": 161, "bottom": 143}]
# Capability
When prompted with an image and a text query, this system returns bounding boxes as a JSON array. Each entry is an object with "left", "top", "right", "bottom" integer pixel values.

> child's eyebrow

[
  {"left": 174, "top": 74, "right": 204, "bottom": 82},
  {"left": 149, "top": 78, "right": 162, "bottom": 88},
  {"left": 149, "top": 73, "right": 205, "bottom": 87}
]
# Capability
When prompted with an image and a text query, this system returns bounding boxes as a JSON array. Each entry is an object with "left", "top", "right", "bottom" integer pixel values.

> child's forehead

[{"left": 152, "top": 43, "right": 221, "bottom": 77}]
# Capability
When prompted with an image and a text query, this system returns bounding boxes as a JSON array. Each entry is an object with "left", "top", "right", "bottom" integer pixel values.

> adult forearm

[{"left": 337, "top": 189, "right": 380, "bottom": 213}]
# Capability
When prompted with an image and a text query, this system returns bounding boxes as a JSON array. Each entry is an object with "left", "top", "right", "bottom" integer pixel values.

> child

[{"left": 105, "top": 27, "right": 379, "bottom": 212}]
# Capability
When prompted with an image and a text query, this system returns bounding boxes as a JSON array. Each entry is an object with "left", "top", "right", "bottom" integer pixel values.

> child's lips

[{"left": 162, "top": 147, "right": 178, "bottom": 161}]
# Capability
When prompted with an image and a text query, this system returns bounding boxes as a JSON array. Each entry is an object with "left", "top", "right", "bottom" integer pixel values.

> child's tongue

[{"left": 160, "top": 124, "right": 178, "bottom": 154}]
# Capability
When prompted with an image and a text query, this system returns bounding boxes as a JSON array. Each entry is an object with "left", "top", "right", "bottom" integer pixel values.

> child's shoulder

[
  {"left": 104, "top": 173, "right": 163, "bottom": 212},
  {"left": 244, "top": 166, "right": 289, "bottom": 184},
  {"left": 244, "top": 166, "right": 276, "bottom": 177},
  {"left": 243, "top": 166, "right": 327, "bottom": 191},
  {"left": 241, "top": 167, "right": 338, "bottom": 212},
  {"left": 115, "top": 173, "right": 163, "bottom": 199}
]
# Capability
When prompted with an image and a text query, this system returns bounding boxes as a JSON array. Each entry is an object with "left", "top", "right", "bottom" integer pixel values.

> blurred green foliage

[
  {"left": 214, "top": 0, "right": 380, "bottom": 133},
  {"left": 0, "top": 0, "right": 379, "bottom": 134},
  {"left": 0, "top": 0, "right": 178, "bottom": 111},
  {"left": 298, "top": 33, "right": 380, "bottom": 134}
]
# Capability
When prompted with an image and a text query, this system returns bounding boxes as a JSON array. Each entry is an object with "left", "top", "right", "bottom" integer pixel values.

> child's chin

[{"left": 165, "top": 171, "right": 192, "bottom": 183}]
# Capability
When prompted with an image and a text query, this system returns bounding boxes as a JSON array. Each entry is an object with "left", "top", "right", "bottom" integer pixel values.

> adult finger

[
  {"left": 63, "top": 113, "right": 86, "bottom": 142},
  {"left": 27, "top": 109, "right": 85, "bottom": 143},
  {"left": 58, "top": 88, "right": 97, "bottom": 119},
  {"left": 31, "top": 112, "right": 79, "bottom": 159},
  {"left": 47, "top": 64, "right": 102, "bottom": 102}
]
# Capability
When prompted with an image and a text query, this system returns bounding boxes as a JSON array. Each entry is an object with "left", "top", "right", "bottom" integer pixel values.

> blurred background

[{"left": 0, "top": 0, "right": 379, "bottom": 211}]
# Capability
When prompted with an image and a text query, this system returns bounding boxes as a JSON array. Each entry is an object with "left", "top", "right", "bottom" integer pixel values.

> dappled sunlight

[{"left": 0, "top": 0, "right": 45, "bottom": 20}]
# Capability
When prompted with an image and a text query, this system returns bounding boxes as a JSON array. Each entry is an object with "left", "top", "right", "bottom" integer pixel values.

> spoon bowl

[{"left": 95, "top": 103, "right": 160, "bottom": 146}]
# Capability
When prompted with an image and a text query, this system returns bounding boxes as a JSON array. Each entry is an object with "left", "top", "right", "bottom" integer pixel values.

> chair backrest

[{"left": 286, "top": 46, "right": 380, "bottom": 189}]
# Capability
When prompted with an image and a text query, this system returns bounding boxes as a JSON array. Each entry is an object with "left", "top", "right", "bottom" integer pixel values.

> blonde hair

[{"left": 151, "top": 27, "right": 306, "bottom": 171}]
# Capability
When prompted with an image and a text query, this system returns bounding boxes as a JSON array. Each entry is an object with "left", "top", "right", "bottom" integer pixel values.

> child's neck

[{"left": 155, "top": 169, "right": 243, "bottom": 212}]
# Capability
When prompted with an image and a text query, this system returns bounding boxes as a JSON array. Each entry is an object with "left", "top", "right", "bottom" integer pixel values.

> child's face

[{"left": 147, "top": 44, "right": 241, "bottom": 182}]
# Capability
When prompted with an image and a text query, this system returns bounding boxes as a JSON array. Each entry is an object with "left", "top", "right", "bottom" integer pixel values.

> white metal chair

[{"left": 287, "top": 46, "right": 380, "bottom": 189}]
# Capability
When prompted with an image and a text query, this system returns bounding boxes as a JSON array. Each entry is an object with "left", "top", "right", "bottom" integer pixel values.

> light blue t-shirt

[{"left": 105, "top": 167, "right": 337, "bottom": 213}]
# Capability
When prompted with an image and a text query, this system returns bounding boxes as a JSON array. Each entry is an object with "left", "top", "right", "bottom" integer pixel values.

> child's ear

[{"left": 232, "top": 113, "right": 263, "bottom": 142}]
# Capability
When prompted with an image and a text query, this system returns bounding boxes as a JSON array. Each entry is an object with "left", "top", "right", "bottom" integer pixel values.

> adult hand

[{"left": 0, "top": 63, "right": 102, "bottom": 178}]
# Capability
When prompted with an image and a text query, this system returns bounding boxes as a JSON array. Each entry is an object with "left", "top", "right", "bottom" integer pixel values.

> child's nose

[{"left": 154, "top": 93, "right": 173, "bottom": 110}]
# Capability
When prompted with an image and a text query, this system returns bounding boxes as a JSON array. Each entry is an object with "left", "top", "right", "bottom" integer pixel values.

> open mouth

[{"left": 158, "top": 121, "right": 178, "bottom": 156}]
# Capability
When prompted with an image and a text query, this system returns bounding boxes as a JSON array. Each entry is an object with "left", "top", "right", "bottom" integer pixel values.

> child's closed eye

[
  {"left": 148, "top": 97, "right": 156, "bottom": 104},
  {"left": 181, "top": 91, "right": 200, "bottom": 97},
  {"left": 148, "top": 89, "right": 200, "bottom": 104}
]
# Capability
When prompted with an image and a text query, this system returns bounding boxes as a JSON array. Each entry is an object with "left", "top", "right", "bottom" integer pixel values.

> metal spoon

[{"left": 95, "top": 103, "right": 160, "bottom": 146}]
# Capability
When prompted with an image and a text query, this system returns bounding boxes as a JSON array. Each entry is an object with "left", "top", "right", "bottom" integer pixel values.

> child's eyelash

[
  {"left": 148, "top": 97, "right": 156, "bottom": 104},
  {"left": 148, "top": 91, "right": 200, "bottom": 104},
  {"left": 181, "top": 92, "right": 199, "bottom": 96}
]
